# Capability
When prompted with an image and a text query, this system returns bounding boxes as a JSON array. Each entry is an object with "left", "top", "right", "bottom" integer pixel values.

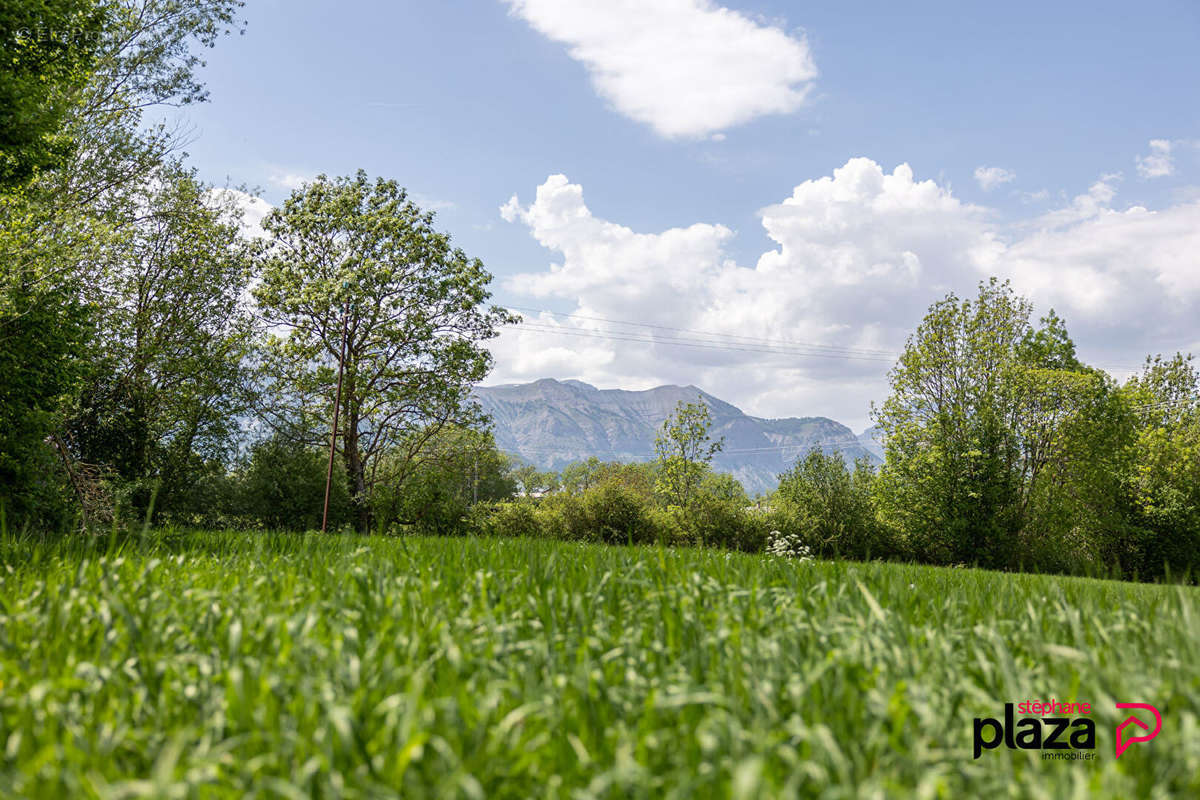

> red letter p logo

[{"left": 1115, "top": 703, "right": 1161, "bottom": 759}]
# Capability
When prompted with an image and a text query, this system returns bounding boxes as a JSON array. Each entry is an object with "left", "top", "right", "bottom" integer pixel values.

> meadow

[{"left": 0, "top": 531, "right": 1197, "bottom": 798}]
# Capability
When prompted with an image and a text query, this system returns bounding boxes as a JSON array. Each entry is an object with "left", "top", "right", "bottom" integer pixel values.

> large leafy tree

[
  {"left": 873, "top": 279, "right": 1112, "bottom": 568},
  {"left": 253, "top": 171, "right": 516, "bottom": 530},
  {"left": 66, "top": 166, "right": 253, "bottom": 515},
  {"left": 1121, "top": 354, "right": 1200, "bottom": 577},
  {"left": 0, "top": 0, "right": 107, "bottom": 188},
  {"left": 0, "top": 0, "right": 245, "bottom": 526}
]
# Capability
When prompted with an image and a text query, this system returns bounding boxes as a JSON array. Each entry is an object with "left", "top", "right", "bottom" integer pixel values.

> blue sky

[{"left": 163, "top": 0, "right": 1200, "bottom": 428}]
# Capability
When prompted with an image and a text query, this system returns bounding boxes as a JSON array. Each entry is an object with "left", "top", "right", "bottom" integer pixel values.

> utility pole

[{"left": 322, "top": 285, "right": 351, "bottom": 533}]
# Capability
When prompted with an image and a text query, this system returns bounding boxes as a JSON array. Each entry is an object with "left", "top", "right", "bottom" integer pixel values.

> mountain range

[{"left": 474, "top": 379, "right": 881, "bottom": 494}]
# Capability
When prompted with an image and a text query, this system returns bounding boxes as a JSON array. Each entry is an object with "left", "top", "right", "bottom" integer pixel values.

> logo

[
  {"left": 1115, "top": 703, "right": 1161, "bottom": 759},
  {"left": 973, "top": 700, "right": 1095, "bottom": 759},
  {"left": 973, "top": 698, "right": 1161, "bottom": 761}
]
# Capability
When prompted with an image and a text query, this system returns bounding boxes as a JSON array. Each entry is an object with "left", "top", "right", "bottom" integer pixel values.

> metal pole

[{"left": 322, "top": 294, "right": 350, "bottom": 533}]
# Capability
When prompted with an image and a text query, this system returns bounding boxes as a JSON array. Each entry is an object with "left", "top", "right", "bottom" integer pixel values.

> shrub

[
  {"left": 582, "top": 481, "right": 657, "bottom": 545},
  {"left": 482, "top": 501, "right": 544, "bottom": 539},
  {"left": 681, "top": 493, "right": 764, "bottom": 552},
  {"left": 234, "top": 435, "right": 353, "bottom": 531},
  {"left": 776, "top": 452, "right": 890, "bottom": 560},
  {"left": 536, "top": 493, "right": 588, "bottom": 541}
]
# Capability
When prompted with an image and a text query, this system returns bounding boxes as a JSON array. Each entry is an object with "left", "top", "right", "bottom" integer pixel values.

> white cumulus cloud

[
  {"left": 503, "top": 0, "right": 817, "bottom": 138},
  {"left": 493, "top": 161, "right": 1200, "bottom": 429},
  {"left": 974, "top": 166, "right": 1016, "bottom": 191},
  {"left": 1136, "top": 139, "right": 1174, "bottom": 178},
  {"left": 268, "top": 171, "right": 312, "bottom": 192},
  {"left": 209, "top": 188, "right": 272, "bottom": 239}
]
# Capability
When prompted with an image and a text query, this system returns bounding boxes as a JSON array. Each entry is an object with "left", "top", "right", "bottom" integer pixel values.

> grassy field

[{"left": 0, "top": 531, "right": 1196, "bottom": 798}]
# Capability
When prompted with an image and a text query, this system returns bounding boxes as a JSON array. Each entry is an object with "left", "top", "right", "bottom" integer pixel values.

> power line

[
  {"left": 505, "top": 305, "right": 901, "bottom": 358},
  {"left": 503, "top": 305, "right": 1164, "bottom": 373},
  {"left": 511, "top": 322, "right": 898, "bottom": 363}
]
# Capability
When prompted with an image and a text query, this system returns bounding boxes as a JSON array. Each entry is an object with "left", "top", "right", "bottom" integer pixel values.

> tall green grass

[{"left": 0, "top": 530, "right": 1196, "bottom": 798}]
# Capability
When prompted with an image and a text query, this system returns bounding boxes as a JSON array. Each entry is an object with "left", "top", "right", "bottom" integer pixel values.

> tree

[
  {"left": 0, "top": 0, "right": 107, "bottom": 188},
  {"left": 253, "top": 171, "right": 516, "bottom": 530},
  {"left": 0, "top": 277, "right": 89, "bottom": 526},
  {"left": 66, "top": 165, "right": 253, "bottom": 516},
  {"left": 5, "top": 0, "right": 248, "bottom": 276},
  {"left": 873, "top": 279, "right": 1107, "bottom": 568},
  {"left": 1121, "top": 354, "right": 1200, "bottom": 578},
  {"left": 560, "top": 457, "right": 603, "bottom": 495},
  {"left": 511, "top": 462, "right": 559, "bottom": 497},
  {"left": 0, "top": 0, "right": 245, "bottom": 527},
  {"left": 654, "top": 398, "right": 723, "bottom": 509},
  {"left": 371, "top": 427, "right": 515, "bottom": 534}
]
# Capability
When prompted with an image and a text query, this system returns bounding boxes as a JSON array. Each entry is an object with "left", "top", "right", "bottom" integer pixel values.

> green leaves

[
  {"left": 0, "top": 0, "right": 108, "bottom": 188},
  {"left": 654, "top": 398, "right": 723, "bottom": 510},
  {"left": 875, "top": 279, "right": 1117, "bottom": 569},
  {"left": 251, "top": 172, "right": 517, "bottom": 529},
  {"left": 65, "top": 165, "right": 254, "bottom": 520}
]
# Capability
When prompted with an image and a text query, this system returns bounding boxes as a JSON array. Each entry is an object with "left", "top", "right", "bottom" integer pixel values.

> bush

[
  {"left": 775, "top": 452, "right": 892, "bottom": 560},
  {"left": 582, "top": 482, "right": 658, "bottom": 545},
  {"left": 532, "top": 493, "right": 586, "bottom": 541},
  {"left": 478, "top": 501, "right": 544, "bottom": 539},
  {"left": 680, "top": 493, "right": 765, "bottom": 552},
  {"left": 527, "top": 482, "right": 676, "bottom": 547},
  {"left": 235, "top": 435, "right": 353, "bottom": 531},
  {"left": 371, "top": 428, "right": 517, "bottom": 535}
]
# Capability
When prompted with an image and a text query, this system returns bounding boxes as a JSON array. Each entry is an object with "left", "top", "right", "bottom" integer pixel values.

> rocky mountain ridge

[{"left": 474, "top": 378, "right": 879, "bottom": 494}]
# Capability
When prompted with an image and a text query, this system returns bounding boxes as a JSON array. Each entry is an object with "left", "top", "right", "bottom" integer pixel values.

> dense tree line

[
  {"left": 0, "top": 0, "right": 512, "bottom": 534},
  {"left": 477, "top": 286, "right": 1198, "bottom": 583}
]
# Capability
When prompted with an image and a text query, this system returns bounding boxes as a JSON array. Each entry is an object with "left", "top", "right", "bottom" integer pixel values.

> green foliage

[
  {"left": 0, "top": 0, "right": 107, "bottom": 187},
  {"left": 474, "top": 500, "right": 543, "bottom": 539},
  {"left": 866, "top": 280, "right": 1200, "bottom": 581},
  {"left": 0, "top": 531, "right": 1197, "bottom": 797},
  {"left": 371, "top": 427, "right": 516, "bottom": 535},
  {"left": 654, "top": 398, "right": 723, "bottom": 509},
  {"left": 92, "top": 0, "right": 245, "bottom": 112},
  {"left": 580, "top": 481, "right": 660, "bottom": 545},
  {"left": 775, "top": 452, "right": 892, "bottom": 560},
  {"left": 66, "top": 165, "right": 253, "bottom": 518},
  {"left": 874, "top": 279, "right": 1117, "bottom": 569},
  {"left": 0, "top": 0, "right": 246, "bottom": 526},
  {"left": 1121, "top": 354, "right": 1200, "bottom": 578},
  {"left": 678, "top": 491, "right": 765, "bottom": 551},
  {"left": 559, "top": 457, "right": 658, "bottom": 499},
  {"left": 503, "top": 482, "right": 666, "bottom": 546},
  {"left": 252, "top": 170, "right": 516, "bottom": 529},
  {"left": 234, "top": 433, "right": 352, "bottom": 532},
  {"left": 697, "top": 469, "right": 748, "bottom": 504},
  {"left": 510, "top": 462, "right": 559, "bottom": 496},
  {"left": 0, "top": 278, "right": 89, "bottom": 527},
  {"left": 558, "top": 456, "right": 604, "bottom": 495}
]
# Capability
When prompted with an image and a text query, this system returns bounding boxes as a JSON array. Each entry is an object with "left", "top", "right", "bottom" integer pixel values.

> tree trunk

[{"left": 342, "top": 406, "right": 370, "bottom": 533}]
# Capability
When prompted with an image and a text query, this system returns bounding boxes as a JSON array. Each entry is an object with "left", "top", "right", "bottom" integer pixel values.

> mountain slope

[
  {"left": 474, "top": 379, "right": 879, "bottom": 494},
  {"left": 857, "top": 424, "right": 886, "bottom": 461}
]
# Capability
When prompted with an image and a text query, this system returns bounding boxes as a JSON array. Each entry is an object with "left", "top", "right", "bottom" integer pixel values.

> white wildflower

[{"left": 766, "top": 530, "right": 812, "bottom": 562}]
